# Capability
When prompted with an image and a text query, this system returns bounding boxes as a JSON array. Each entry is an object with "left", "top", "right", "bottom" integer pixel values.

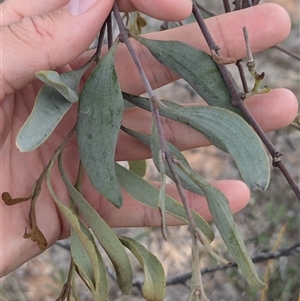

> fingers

[
  {"left": 0, "top": 178, "right": 249, "bottom": 277},
  {"left": 0, "top": 0, "right": 70, "bottom": 25},
  {"left": 116, "top": 88, "right": 298, "bottom": 161},
  {"left": 1, "top": 0, "right": 191, "bottom": 26},
  {"left": 94, "top": 180, "right": 250, "bottom": 228},
  {"left": 0, "top": 0, "right": 191, "bottom": 100},
  {"left": 116, "top": 0, "right": 192, "bottom": 21},
  {"left": 244, "top": 88, "right": 298, "bottom": 132},
  {"left": 1, "top": 0, "right": 113, "bottom": 99},
  {"left": 114, "top": 3, "right": 291, "bottom": 95},
  {"left": 1, "top": 3, "right": 290, "bottom": 100}
]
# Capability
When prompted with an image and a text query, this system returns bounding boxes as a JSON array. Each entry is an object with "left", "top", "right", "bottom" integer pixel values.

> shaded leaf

[
  {"left": 119, "top": 236, "right": 166, "bottom": 301},
  {"left": 122, "top": 126, "right": 204, "bottom": 196},
  {"left": 77, "top": 41, "right": 124, "bottom": 208},
  {"left": 202, "top": 184, "right": 266, "bottom": 289},
  {"left": 46, "top": 167, "right": 108, "bottom": 300},
  {"left": 123, "top": 95, "right": 270, "bottom": 191},
  {"left": 58, "top": 157, "right": 133, "bottom": 295},
  {"left": 176, "top": 161, "right": 266, "bottom": 289},
  {"left": 16, "top": 57, "right": 95, "bottom": 152},
  {"left": 151, "top": 123, "right": 168, "bottom": 238},
  {"left": 133, "top": 36, "right": 241, "bottom": 114},
  {"left": 70, "top": 228, "right": 97, "bottom": 292},
  {"left": 115, "top": 163, "right": 214, "bottom": 242}
]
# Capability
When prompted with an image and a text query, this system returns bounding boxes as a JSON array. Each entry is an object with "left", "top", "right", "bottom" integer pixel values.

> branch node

[
  {"left": 272, "top": 151, "right": 283, "bottom": 167},
  {"left": 211, "top": 49, "right": 236, "bottom": 65}
]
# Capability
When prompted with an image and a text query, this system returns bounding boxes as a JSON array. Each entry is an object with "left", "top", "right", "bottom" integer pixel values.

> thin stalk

[
  {"left": 274, "top": 45, "right": 300, "bottom": 61},
  {"left": 236, "top": 59, "right": 249, "bottom": 93},
  {"left": 95, "top": 22, "right": 107, "bottom": 58},
  {"left": 112, "top": 2, "right": 200, "bottom": 234},
  {"left": 191, "top": 1, "right": 300, "bottom": 201},
  {"left": 106, "top": 13, "right": 113, "bottom": 49},
  {"left": 222, "top": 0, "right": 231, "bottom": 13}
]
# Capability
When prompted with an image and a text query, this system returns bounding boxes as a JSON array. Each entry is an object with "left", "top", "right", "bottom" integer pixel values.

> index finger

[{"left": 112, "top": 3, "right": 291, "bottom": 95}]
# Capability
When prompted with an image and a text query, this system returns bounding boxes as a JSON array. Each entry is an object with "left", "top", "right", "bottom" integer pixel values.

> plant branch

[
  {"left": 191, "top": 1, "right": 300, "bottom": 201},
  {"left": 113, "top": 3, "right": 200, "bottom": 235},
  {"left": 274, "top": 45, "right": 300, "bottom": 61},
  {"left": 95, "top": 21, "right": 107, "bottom": 58},
  {"left": 56, "top": 240, "right": 299, "bottom": 288},
  {"left": 165, "top": 241, "right": 300, "bottom": 286},
  {"left": 222, "top": 0, "right": 231, "bottom": 13},
  {"left": 106, "top": 12, "right": 113, "bottom": 48}
]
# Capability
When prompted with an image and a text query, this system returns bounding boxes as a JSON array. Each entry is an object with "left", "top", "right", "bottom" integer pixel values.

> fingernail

[{"left": 67, "top": 0, "right": 99, "bottom": 15}]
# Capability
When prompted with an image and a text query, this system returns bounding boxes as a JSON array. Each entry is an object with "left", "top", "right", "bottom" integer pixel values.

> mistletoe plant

[{"left": 2, "top": 1, "right": 299, "bottom": 300}]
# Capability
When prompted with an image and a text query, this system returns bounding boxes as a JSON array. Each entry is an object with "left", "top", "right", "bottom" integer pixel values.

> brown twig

[{"left": 191, "top": 0, "right": 300, "bottom": 201}]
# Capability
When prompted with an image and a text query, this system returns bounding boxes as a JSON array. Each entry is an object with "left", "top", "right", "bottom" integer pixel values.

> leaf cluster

[{"left": 3, "top": 4, "right": 295, "bottom": 300}]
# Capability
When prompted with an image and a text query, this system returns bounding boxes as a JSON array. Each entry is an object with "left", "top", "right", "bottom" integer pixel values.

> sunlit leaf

[
  {"left": 16, "top": 57, "right": 95, "bottom": 152},
  {"left": 115, "top": 163, "right": 214, "bottom": 242},
  {"left": 58, "top": 157, "right": 133, "bottom": 295},
  {"left": 123, "top": 95, "right": 270, "bottom": 191},
  {"left": 119, "top": 236, "right": 166, "bottom": 301},
  {"left": 132, "top": 36, "right": 241, "bottom": 114},
  {"left": 128, "top": 160, "right": 147, "bottom": 177},
  {"left": 77, "top": 41, "right": 124, "bottom": 208}
]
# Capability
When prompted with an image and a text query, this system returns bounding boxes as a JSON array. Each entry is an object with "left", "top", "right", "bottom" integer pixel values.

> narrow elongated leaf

[
  {"left": 119, "top": 236, "right": 166, "bottom": 301},
  {"left": 70, "top": 227, "right": 104, "bottom": 294},
  {"left": 151, "top": 123, "right": 168, "bottom": 238},
  {"left": 58, "top": 157, "right": 133, "bottom": 294},
  {"left": 176, "top": 163, "right": 266, "bottom": 289},
  {"left": 124, "top": 93, "right": 228, "bottom": 151},
  {"left": 115, "top": 163, "right": 214, "bottom": 242},
  {"left": 204, "top": 185, "right": 266, "bottom": 289},
  {"left": 46, "top": 168, "right": 108, "bottom": 300},
  {"left": 123, "top": 95, "right": 270, "bottom": 191},
  {"left": 16, "top": 57, "right": 95, "bottom": 152},
  {"left": 133, "top": 36, "right": 241, "bottom": 114},
  {"left": 122, "top": 126, "right": 204, "bottom": 196},
  {"left": 77, "top": 42, "right": 124, "bottom": 208}
]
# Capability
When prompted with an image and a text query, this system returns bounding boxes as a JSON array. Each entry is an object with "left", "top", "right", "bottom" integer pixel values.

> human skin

[{"left": 0, "top": 0, "right": 298, "bottom": 276}]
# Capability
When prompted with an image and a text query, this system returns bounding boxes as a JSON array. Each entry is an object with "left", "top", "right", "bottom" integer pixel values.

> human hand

[{"left": 0, "top": 0, "right": 297, "bottom": 277}]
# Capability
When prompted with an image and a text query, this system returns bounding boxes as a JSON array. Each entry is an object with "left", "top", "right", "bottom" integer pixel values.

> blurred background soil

[{"left": 1, "top": 1, "right": 299, "bottom": 300}]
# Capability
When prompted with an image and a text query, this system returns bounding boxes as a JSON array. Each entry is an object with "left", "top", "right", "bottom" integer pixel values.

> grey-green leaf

[
  {"left": 36, "top": 71, "right": 78, "bottom": 103},
  {"left": 119, "top": 236, "right": 166, "bottom": 301},
  {"left": 202, "top": 184, "right": 266, "bottom": 290},
  {"left": 122, "top": 126, "right": 204, "bottom": 196},
  {"left": 133, "top": 36, "right": 241, "bottom": 114},
  {"left": 176, "top": 163, "right": 266, "bottom": 289},
  {"left": 16, "top": 57, "right": 95, "bottom": 152},
  {"left": 77, "top": 42, "right": 124, "bottom": 208},
  {"left": 71, "top": 229, "right": 94, "bottom": 291},
  {"left": 115, "top": 163, "right": 214, "bottom": 242},
  {"left": 47, "top": 174, "right": 108, "bottom": 300},
  {"left": 58, "top": 156, "right": 133, "bottom": 295},
  {"left": 123, "top": 95, "right": 270, "bottom": 191}
]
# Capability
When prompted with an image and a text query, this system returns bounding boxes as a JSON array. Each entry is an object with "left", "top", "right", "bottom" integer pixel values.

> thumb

[{"left": 1, "top": 0, "right": 113, "bottom": 100}]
